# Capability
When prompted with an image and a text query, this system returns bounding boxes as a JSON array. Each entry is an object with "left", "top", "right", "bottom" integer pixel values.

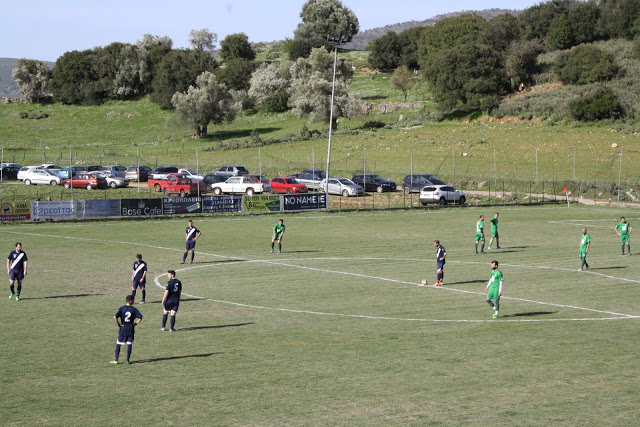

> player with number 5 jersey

[{"left": 161, "top": 270, "right": 182, "bottom": 332}]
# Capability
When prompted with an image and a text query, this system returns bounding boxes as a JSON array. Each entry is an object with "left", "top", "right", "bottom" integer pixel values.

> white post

[
  {"left": 452, "top": 147, "right": 455, "bottom": 184},
  {"left": 325, "top": 45, "right": 338, "bottom": 193},
  {"left": 573, "top": 148, "right": 576, "bottom": 181},
  {"left": 618, "top": 150, "right": 623, "bottom": 203},
  {"left": 535, "top": 148, "right": 539, "bottom": 185},
  {"left": 493, "top": 147, "right": 497, "bottom": 189},
  {"left": 69, "top": 148, "right": 73, "bottom": 205},
  {"left": 0, "top": 148, "right": 3, "bottom": 202},
  {"left": 137, "top": 146, "right": 140, "bottom": 195},
  {"left": 196, "top": 148, "right": 200, "bottom": 198},
  {"left": 259, "top": 147, "right": 262, "bottom": 178}
]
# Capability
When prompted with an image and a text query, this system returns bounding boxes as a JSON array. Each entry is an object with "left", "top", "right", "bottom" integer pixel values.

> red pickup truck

[{"left": 148, "top": 173, "right": 207, "bottom": 197}]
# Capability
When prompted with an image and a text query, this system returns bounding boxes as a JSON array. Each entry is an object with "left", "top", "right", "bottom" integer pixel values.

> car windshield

[
  {"left": 369, "top": 175, "right": 384, "bottom": 182},
  {"left": 284, "top": 178, "right": 296, "bottom": 184},
  {"left": 338, "top": 178, "right": 354, "bottom": 185},
  {"left": 237, "top": 167, "right": 248, "bottom": 173}
]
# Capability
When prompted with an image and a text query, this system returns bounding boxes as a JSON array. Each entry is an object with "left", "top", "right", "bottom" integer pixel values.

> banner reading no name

[{"left": 283, "top": 193, "right": 328, "bottom": 211}]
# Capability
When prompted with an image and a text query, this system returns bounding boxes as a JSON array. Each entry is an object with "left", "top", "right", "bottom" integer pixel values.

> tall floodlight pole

[{"left": 325, "top": 35, "right": 346, "bottom": 193}]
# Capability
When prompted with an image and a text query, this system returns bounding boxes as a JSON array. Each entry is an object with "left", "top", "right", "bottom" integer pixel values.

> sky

[{"left": 1, "top": 0, "right": 540, "bottom": 62}]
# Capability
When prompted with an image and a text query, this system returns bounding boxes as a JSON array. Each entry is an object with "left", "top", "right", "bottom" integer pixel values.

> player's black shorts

[
  {"left": 132, "top": 279, "right": 146, "bottom": 289},
  {"left": 164, "top": 300, "right": 180, "bottom": 313},
  {"left": 9, "top": 269, "right": 24, "bottom": 281},
  {"left": 437, "top": 261, "right": 445, "bottom": 270},
  {"left": 117, "top": 330, "right": 135, "bottom": 344},
  {"left": 185, "top": 240, "right": 196, "bottom": 251}
]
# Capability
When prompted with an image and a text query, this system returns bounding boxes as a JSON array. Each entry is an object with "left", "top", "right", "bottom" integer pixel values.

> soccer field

[{"left": 1, "top": 204, "right": 638, "bottom": 425}]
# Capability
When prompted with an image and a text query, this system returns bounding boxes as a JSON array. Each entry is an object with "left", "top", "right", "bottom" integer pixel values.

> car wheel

[
  {"left": 50, "top": 180, "right": 58, "bottom": 186},
  {"left": 376, "top": 186, "right": 384, "bottom": 193},
  {"left": 180, "top": 189, "right": 186, "bottom": 197},
  {"left": 86, "top": 184, "right": 93, "bottom": 190},
  {"left": 109, "top": 181, "right": 117, "bottom": 189},
  {"left": 342, "top": 190, "right": 349, "bottom": 197},
  {"left": 286, "top": 188, "right": 292, "bottom": 193},
  {"left": 459, "top": 196, "right": 466, "bottom": 206},
  {"left": 403, "top": 186, "right": 410, "bottom": 194},
  {"left": 438, "top": 197, "right": 447, "bottom": 206},
  {"left": 154, "top": 184, "right": 161, "bottom": 192},
  {"left": 63, "top": 182, "right": 71, "bottom": 189},
  {"left": 213, "top": 187, "right": 222, "bottom": 195},
  {"left": 25, "top": 179, "right": 31, "bottom": 185},
  {"left": 246, "top": 188, "right": 254, "bottom": 195}
]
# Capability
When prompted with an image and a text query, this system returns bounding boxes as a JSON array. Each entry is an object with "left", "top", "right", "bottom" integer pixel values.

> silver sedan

[
  {"left": 319, "top": 177, "right": 364, "bottom": 197},
  {"left": 90, "top": 171, "right": 129, "bottom": 189}
]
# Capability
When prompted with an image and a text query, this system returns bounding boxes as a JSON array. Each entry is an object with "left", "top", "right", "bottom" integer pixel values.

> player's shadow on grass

[
  {"left": 280, "top": 250, "right": 320, "bottom": 254},
  {"left": 446, "top": 279, "right": 486, "bottom": 285},
  {"left": 25, "top": 293, "right": 101, "bottom": 300},
  {"left": 501, "top": 311, "right": 557, "bottom": 318},
  {"left": 590, "top": 266, "right": 626, "bottom": 270},
  {"left": 196, "top": 259, "right": 250, "bottom": 265},
  {"left": 178, "top": 322, "right": 254, "bottom": 331},
  {"left": 147, "top": 297, "right": 207, "bottom": 304},
  {"left": 133, "top": 352, "right": 222, "bottom": 364}
]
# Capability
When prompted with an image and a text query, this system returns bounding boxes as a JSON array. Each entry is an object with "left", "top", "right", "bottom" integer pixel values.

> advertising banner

[
  {"left": 202, "top": 196, "right": 242, "bottom": 213},
  {"left": 0, "top": 201, "right": 31, "bottom": 221},
  {"left": 76, "top": 199, "right": 121, "bottom": 218},
  {"left": 31, "top": 200, "right": 75, "bottom": 220},
  {"left": 163, "top": 197, "right": 202, "bottom": 215},
  {"left": 243, "top": 195, "right": 282, "bottom": 213},
  {"left": 283, "top": 193, "right": 328, "bottom": 211},
  {"left": 120, "top": 199, "right": 163, "bottom": 217}
]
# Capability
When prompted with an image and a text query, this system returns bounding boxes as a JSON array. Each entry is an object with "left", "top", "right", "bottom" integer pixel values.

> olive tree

[
  {"left": 294, "top": 0, "right": 359, "bottom": 41},
  {"left": 12, "top": 59, "right": 52, "bottom": 102},
  {"left": 171, "top": 71, "right": 235, "bottom": 138}
]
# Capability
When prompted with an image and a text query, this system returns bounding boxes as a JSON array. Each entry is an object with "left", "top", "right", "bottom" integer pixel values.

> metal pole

[
  {"left": 573, "top": 148, "right": 576, "bottom": 181},
  {"left": 137, "top": 147, "right": 140, "bottom": 195},
  {"left": 196, "top": 148, "right": 200, "bottom": 198},
  {"left": 618, "top": 150, "right": 623, "bottom": 203},
  {"left": 363, "top": 146, "right": 366, "bottom": 206},
  {"left": 259, "top": 147, "right": 262, "bottom": 178},
  {"left": 325, "top": 44, "right": 338, "bottom": 193},
  {"left": 452, "top": 147, "right": 455, "bottom": 185},
  {"left": 69, "top": 148, "right": 73, "bottom": 205},
  {"left": 1, "top": 148, "right": 3, "bottom": 203},
  {"left": 536, "top": 148, "right": 538, "bottom": 186},
  {"left": 493, "top": 147, "right": 497, "bottom": 189},
  {"left": 410, "top": 150, "right": 413, "bottom": 208}
]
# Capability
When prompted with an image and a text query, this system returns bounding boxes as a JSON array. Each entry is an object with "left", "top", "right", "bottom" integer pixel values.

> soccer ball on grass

[{"left": 421, "top": 279, "right": 428, "bottom": 286}]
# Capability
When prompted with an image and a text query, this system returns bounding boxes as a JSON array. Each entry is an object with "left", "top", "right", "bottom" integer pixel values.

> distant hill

[
  {"left": 343, "top": 9, "right": 522, "bottom": 50},
  {"left": 0, "top": 58, "right": 55, "bottom": 99}
]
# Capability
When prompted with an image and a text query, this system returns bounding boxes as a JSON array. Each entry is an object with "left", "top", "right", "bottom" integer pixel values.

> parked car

[
  {"left": 270, "top": 177, "right": 308, "bottom": 194},
  {"left": 246, "top": 174, "right": 272, "bottom": 193},
  {"left": 149, "top": 166, "right": 179, "bottom": 180},
  {"left": 402, "top": 174, "right": 446, "bottom": 194},
  {"left": 351, "top": 174, "right": 397, "bottom": 193},
  {"left": 40, "top": 163, "right": 61, "bottom": 174},
  {"left": 295, "top": 169, "right": 327, "bottom": 191},
  {"left": 90, "top": 171, "right": 129, "bottom": 188},
  {"left": 23, "top": 169, "right": 61, "bottom": 186},
  {"left": 58, "top": 166, "right": 88, "bottom": 179},
  {"left": 1, "top": 166, "right": 20, "bottom": 180},
  {"left": 17, "top": 165, "right": 43, "bottom": 181},
  {"left": 125, "top": 166, "right": 152, "bottom": 182},
  {"left": 202, "top": 172, "right": 227, "bottom": 191},
  {"left": 319, "top": 177, "right": 364, "bottom": 197},
  {"left": 211, "top": 175, "right": 266, "bottom": 195},
  {"left": 217, "top": 165, "right": 249, "bottom": 177},
  {"left": 419, "top": 185, "right": 466, "bottom": 206},
  {"left": 100, "top": 165, "right": 127, "bottom": 178},
  {"left": 61, "top": 173, "right": 107, "bottom": 190},
  {"left": 0, "top": 163, "right": 21, "bottom": 168},
  {"left": 84, "top": 165, "right": 104, "bottom": 172},
  {"left": 178, "top": 168, "right": 204, "bottom": 181}
]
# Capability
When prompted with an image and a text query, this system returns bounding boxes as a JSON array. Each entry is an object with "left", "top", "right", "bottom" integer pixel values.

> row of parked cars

[{"left": 6, "top": 162, "right": 466, "bottom": 205}]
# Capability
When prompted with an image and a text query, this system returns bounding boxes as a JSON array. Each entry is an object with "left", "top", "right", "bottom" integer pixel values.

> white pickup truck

[{"left": 211, "top": 175, "right": 266, "bottom": 195}]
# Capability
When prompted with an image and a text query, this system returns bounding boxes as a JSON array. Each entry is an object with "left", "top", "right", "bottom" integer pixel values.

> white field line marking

[{"left": 3, "top": 229, "right": 637, "bottom": 321}]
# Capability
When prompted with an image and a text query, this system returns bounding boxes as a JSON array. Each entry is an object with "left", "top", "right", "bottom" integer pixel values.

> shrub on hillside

[
  {"left": 555, "top": 45, "right": 619, "bottom": 85},
  {"left": 569, "top": 88, "right": 623, "bottom": 121}
]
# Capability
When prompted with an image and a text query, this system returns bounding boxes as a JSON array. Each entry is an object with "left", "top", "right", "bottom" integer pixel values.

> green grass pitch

[{"left": 1, "top": 204, "right": 638, "bottom": 425}]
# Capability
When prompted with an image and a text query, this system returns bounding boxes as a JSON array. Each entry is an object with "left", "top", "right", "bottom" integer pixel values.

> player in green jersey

[
  {"left": 488, "top": 212, "right": 500, "bottom": 249},
  {"left": 579, "top": 228, "right": 590, "bottom": 271},
  {"left": 615, "top": 217, "right": 632, "bottom": 255},
  {"left": 475, "top": 215, "right": 485, "bottom": 254},
  {"left": 271, "top": 219, "right": 285, "bottom": 254},
  {"left": 484, "top": 261, "right": 503, "bottom": 318}
]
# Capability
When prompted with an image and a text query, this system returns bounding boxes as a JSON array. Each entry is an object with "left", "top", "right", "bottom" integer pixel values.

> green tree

[
  {"left": 114, "top": 45, "right": 151, "bottom": 98},
  {"left": 12, "top": 59, "right": 52, "bottom": 102},
  {"left": 171, "top": 71, "right": 235, "bottom": 138},
  {"left": 150, "top": 49, "right": 218, "bottom": 109},
  {"left": 569, "top": 88, "right": 623, "bottom": 120},
  {"left": 547, "top": 15, "right": 574, "bottom": 50},
  {"left": 518, "top": 0, "right": 574, "bottom": 41},
  {"left": 219, "top": 33, "right": 256, "bottom": 62},
  {"left": 424, "top": 42, "right": 509, "bottom": 112},
  {"left": 598, "top": 0, "right": 640, "bottom": 39},
  {"left": 249, "top": 61, "right": 292, "bottom": 111},
  {"left": 294, "top": 0, "right": 359, "bottom": 41},
  {"left": 567, "top": 0, "right": 600, "bottom": 45},
  {"left": 287, "top": 38, "right": 327, "bottom": 60},
  {"left": 418, "top": 14, "right": 488, "bottom": 70},
  {"left": 288, "top": 47, "right": 361, "bottom": 129},
  {"left": 188, "top": 28, "right": 218, "bottom": 52},
  {"left": 505, "top": 39, "right": 543, "bottom": 90},
  {"left": 390, "top": 66, "right": 412, "bottom": 100},
  {"left": 50, "top": 50, "right": 96, "bottom": 104},
  {"left": 215, "top": 58, "right": 255, "bottom": 91},
  {"left": 555, "top": 44, "right": 619, "bottom": 85},
  {"left": 398, "top": 26, "right": 425, "bottom": 69},
  {"left": 480, "top": 13, "right": 521, "bottom": 52},
  {"left": 137, "top": 34, "right": 173, "bottom": 90},
  {"left": 368, "top": 31, "right": 401, "bottom": 70}
]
